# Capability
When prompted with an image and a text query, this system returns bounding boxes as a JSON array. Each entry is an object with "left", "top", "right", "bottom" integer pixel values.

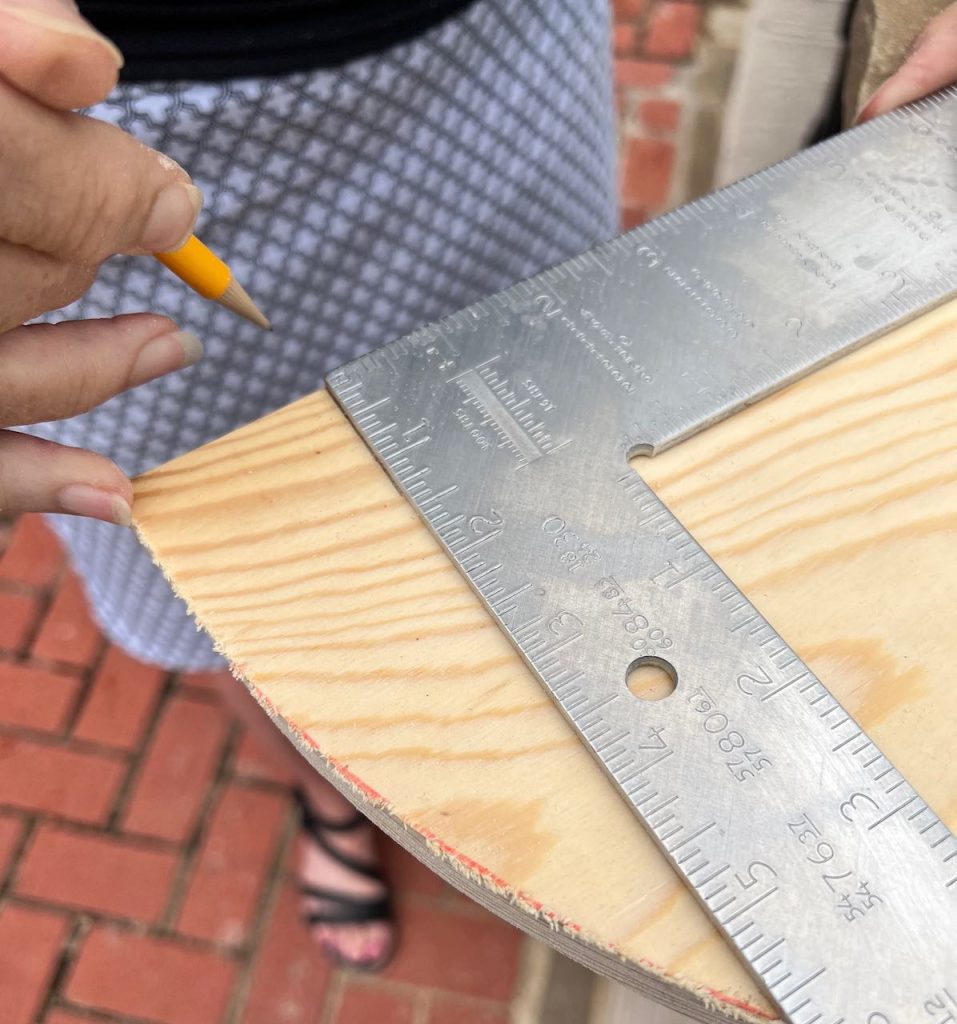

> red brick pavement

[
  {"left": 0, "top": 518, "right": 527, "bottom": 1024},
  {"left": 0, "top": 8, "right": 704, "bottom": 1019}
]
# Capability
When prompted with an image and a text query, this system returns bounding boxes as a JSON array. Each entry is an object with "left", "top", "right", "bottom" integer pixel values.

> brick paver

[
  {"left": 0, "top": 591, "right": 39, "bottom": 655},
  {"left": 0, "top": 663, "right": 81, "bottom": 733},
  {"left": 65, "top": 925, "right": 239, "bottom": 1024},
  {"left": 72, "top": 644, "right": 166, "bottom": 750},
  {"left": 640, "top": 97, "right": 681, "bottom": 132},
  {"left": 0, "top": 904, "right": 69, "bottom": 1024},
  {"left": 15, "top": 824, "right": 179, "bottom": 921},
  {"left": 31, "top": 574, "right": 101, "bottom": 668},
  {"left": 0, "top": 7, "right": 706, "bottom": 1018},
  {"left": 335, "top": 984, "right": 416, "bottom": 1024},
  {"left": 120, "top": 693, "right": 230, "bottom": 841},
  {"left": 239, "top": 880, "right": 333, "bottom": 1024},
  {"left": 0, "top": 515, "right": 63, "bottom": 587},
  {"left": 0, "top": 735, "right": 126, "bottom": 824},
  {"left": 176, "top": 784, "right": 288, "bottom": 946},
  {"left": 644, "top": 1, "right": 703, "bottom": 58},
  {"left": 233, "top": 725, "right": 297, "bottom": 786}
]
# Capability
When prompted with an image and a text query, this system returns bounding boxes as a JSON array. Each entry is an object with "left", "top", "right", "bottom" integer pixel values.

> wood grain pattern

[{"left": 134, "top": 301, "right": 957, "bottom": 1023}]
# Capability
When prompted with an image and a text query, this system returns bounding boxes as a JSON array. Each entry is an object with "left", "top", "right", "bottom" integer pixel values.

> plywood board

[{"left": 134, "top": 301, "right": 957, "bottom": 1022}]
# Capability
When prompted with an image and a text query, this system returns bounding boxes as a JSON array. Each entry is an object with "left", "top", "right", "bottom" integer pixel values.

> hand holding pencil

[{"left": 0, "top": 0, "right": 265, "bottom": 525}]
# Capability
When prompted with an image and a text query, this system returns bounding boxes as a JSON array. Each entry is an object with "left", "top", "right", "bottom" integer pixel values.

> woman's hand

[
  {"left": 857, "top": 2, "right": 957, "bottom": 122},
  {"left": 0, "top": 0, "right": 203, "bottom": 525}
]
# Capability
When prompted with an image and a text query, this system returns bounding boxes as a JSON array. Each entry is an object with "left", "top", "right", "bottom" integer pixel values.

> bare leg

[{"left": 201, "top": 670, "right": 395, "bottom": 967}]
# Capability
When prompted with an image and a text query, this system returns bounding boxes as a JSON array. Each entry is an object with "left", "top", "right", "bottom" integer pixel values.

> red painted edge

[{"left": 247, "top": 679, "right": 775, "bottom": 1020}]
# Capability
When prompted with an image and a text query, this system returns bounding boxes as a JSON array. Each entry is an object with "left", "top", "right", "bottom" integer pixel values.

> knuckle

[
  {"left": 67, "top": 189, "right": 101, "bottom": 258},
  {"left": 38, "top": 116, "right": 158, "bottom": 263},
  {"left": 56, "top": 164, "right": 117, "bottom": 263},
  {"left": 34, "top": 262, "right": 95, "bottom": 320}
]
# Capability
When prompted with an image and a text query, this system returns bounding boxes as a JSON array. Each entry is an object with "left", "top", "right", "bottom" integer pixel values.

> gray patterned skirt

[{"left": 30, "top": 0, "right": 618, "bottom": 669}]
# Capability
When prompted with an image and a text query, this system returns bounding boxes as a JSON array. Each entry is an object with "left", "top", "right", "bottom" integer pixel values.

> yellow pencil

[{"left": 154, "top": 235, "right": 271, "bottom": 330}]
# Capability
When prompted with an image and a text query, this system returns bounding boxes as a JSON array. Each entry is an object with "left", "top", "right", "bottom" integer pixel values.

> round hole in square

[{"left": 627, "top": 657, "right": 677, "bottom": 701}]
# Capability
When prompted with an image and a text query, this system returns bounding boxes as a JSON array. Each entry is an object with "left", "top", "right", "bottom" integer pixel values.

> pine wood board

[{"left": 133, "top": 300, "right": 957, "bottom": 1022}]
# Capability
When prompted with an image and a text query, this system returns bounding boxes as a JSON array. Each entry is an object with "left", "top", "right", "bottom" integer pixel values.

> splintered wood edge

[
  {"left": 131, "top": 520, "right": 749, "bottom": 1023},
  {"left": 133, "top": 299, "right": 957, "bottom": 1024},
  {"left": 251, "top": 685, "right": 750, "bottom": 1022}
]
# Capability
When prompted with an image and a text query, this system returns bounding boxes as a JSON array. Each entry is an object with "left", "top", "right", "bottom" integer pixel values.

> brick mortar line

[
  {"left": 59, "top": 636, "right": 110, "bottom": 736},
  {"left": 341, "top": 972, "right": 518, "bottom": 1014},
  {"left": 157, "top": 718, "right": 241, "bottom": 934},
  {"left": 0, "top": 724, "right": 132, "bottom": 761},
  {"left": 223, "top": 796, "right": 299, "bottom": 1024},
  {"left": 5, "top": 892, "right": 250, "bottom": 946},
  {"left": 16, "top": 652, "right": 98, "bottom": 680},
  {"left": 35, "top": 914, "right": 88, "bottom": 1022},
  {"left": 618, "top": 0, "right": 655, "bottom": 49},
  {"left": 50, "top": 993, "right": 174, "bottom": 1024},
  {"left": 105, "top": 673, "right": 178, "bottom": 834},
  {"left": 0, "top": 802, "right": 231, "bottom": 856},
  {"left": 319, "top": 967, "right": 348, "bottom": 1024},
  {"left": 4, "top": 893, "right": 249, "bottom": 960},
  {"left": 0, "top": 577, "right": 50, "bottom": 600},
  {"left": 0, "top": 812, "right": 37, "bottom": 902},
  {"left": 411, "top": 985, "right": 432, "bottom": 1024},
  {"left": 4, "top": 814, "right": 184, "bottom": 853},
  {"left": 0, "top": 650, "right": 85, "bottom": 679}
]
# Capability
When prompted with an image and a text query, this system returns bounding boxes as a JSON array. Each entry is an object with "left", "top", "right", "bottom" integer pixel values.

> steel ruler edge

[{"left": 326, "top": 89, "right": 957, "bottom": 1023}]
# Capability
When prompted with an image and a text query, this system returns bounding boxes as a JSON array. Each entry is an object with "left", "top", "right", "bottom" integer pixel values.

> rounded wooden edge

[{"left": 242, "top": 679, "right": 772, "bottom": 1024}]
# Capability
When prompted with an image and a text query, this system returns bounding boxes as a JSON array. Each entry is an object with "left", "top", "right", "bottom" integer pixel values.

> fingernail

[
  {"left": 0, "top": 5, "right": 124, "bottom": 68},
  {"left": 855, "top": 76, "right": 911, "bottom": 124},
  {"left": 855, "top": 89, "right": 882, "bottom": 124},
  {"left": 58, "top": 485, "right": 132, "bottom": 526},
  {"left": 143, "top": 183, "right": 203, "bottom": 252},
  {"left": 128, "top": 329, "right": 203, "bottom": 386}
]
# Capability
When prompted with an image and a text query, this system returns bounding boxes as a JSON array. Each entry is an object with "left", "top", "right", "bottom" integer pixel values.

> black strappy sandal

[{"left": 292, "top": 788, "right": 396, "bottom": 972}]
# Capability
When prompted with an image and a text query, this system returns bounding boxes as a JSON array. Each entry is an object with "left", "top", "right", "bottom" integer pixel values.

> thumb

[
  {"left": 0, "top": 0, "right": 124, "bottom": 110},
  {"left": 856, "top": 2, "right": 957, "bottom": 123}
]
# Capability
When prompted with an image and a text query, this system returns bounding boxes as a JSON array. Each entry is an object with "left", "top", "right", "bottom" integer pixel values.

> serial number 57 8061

[{"left": 686, "top": 686, "right": 772, "bottom": 781}]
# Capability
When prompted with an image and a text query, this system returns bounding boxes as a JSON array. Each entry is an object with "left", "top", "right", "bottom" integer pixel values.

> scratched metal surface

[{"left": 327, "top": 90, "right": 957, "bottom": 1023}]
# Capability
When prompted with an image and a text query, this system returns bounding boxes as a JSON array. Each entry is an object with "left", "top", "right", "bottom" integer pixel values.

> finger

[
  {"left": 0, "top": 78, "right": 203, "bottom": 264},
  {"left": 857, "top": 3, "right": 957, "bottom": 122},
  {"left": 0, "top": 429, "right": 132, "bottom": 524},
  {"left": 0, "top": 238, "right": 93, "bottom": 333},
  {"left": 0, "top": 313, "right": 203, "bottom": 427},
  {"left": 0, "top": 0, "right": 123, "bottom": 109}
]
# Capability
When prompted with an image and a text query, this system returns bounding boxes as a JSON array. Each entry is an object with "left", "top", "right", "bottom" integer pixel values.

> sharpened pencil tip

[{"left": 218, "top": 277, "right": 272, "bottom": 331}]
